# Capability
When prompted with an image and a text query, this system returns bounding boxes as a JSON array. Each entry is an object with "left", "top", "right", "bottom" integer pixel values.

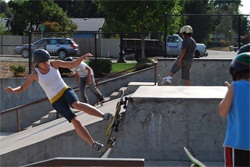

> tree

[
  {"left": 95, "top": 0, "right": 182, "bottom": 61},
  {"left": 212, "top": 0, "right": 246, "bottom": 45},
  {"left": 54, "top": 0, "right": 102, "bottom": 18},
  {"left": 7, "top": 0, "right": 77, "bottom": 35},
  {"left": 0, "top": 0, "right": 10, "bottom": 17},
  {"left": 0, "top": 13, "right": 6, "bottom": 34},
  {"left": 182, "top": 0, "right": 216, "bottom": 43}
]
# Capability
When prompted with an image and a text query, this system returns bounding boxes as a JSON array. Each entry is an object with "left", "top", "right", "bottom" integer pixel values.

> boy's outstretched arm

[
  {"left": 5, "top": 72, "right": 37, "bottom": 94},
  {"left": 219, "top": 82, "right": 233, "bottom": 117},
  {"left": 52, "top": 53, "right": 93, "bottom": 69}
]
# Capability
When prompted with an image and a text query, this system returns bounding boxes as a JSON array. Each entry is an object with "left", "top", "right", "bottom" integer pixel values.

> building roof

[
  {"left": 0, "top": 18, "right": 105, "bottom": 32},
  {"left": 71, "top": 18, "right": 105, "bottom": 32}
]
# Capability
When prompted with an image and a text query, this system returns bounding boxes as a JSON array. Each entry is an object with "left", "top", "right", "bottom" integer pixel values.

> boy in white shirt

[{"left": 65, "top": 57, "right": 105, "bottom": 104}]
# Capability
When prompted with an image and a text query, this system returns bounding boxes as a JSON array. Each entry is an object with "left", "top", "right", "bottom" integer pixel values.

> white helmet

[{"left": 180, "top": 25, "right": 193, "bottom": 34}]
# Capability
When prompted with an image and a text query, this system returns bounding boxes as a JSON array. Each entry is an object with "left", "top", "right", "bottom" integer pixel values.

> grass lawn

[{"left": 111, "top": 62, "right": 137, "bottom": 73}]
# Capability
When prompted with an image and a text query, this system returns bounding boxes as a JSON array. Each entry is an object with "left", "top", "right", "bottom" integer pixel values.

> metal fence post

[
  {"left": 164, "top": 12, "right": 167, "bottom": 58},
  {"left": 28, "top": 31, "right": 32, "bottom": 74},
  {"left": 16, "top": 109, "right": 20, "bottom": 132}
]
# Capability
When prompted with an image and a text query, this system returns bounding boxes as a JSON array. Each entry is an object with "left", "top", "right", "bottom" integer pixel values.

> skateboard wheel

[
  {"left": 109, "top": 143, "right": 113, "bottom": 148},
  {"left": 191, "top": 164, "right": 198, "bottom": 167}
]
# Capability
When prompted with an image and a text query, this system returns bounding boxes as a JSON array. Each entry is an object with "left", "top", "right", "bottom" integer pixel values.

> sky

[
  {"left": 239, "top": 0, "right": 250, "bottom": 14},
  {"left": 2, "top": 0, "right": 250, "bottom": 14}
]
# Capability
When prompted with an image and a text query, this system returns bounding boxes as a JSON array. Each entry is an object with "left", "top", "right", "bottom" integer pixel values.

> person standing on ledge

[
  {"left": 4, "top": 49, "right": 112, "bottom": 152},
  {"left": 162, "top": 25, "right": 197, "bottom": 86}
]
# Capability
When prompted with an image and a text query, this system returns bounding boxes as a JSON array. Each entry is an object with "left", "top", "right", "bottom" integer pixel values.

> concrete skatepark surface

[{"left": 0, "top": 86, "right": 226, "bottom": 167}]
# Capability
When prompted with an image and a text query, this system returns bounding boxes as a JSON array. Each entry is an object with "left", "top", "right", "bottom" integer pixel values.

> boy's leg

[
  {"left": 162, "top": 59, "right": 180, "bottom": 84},
  {"left": 88, "top": 75, "right": 104, "bottom": 101},
  {"left": 181, "top": 60, "right": 192, "bottom": 86},
  {"left": 235, "top": 149, "right": 250, "bottom": 167},
  {"left": 72, "top": 101, "right": 104, "bottom": 118},
  {"left": 79, "top": 77, "right": 89, "bottom": 103},
  {"left": 64, "top": 88, "right": 112, "bottom": 120},
  {"left": 71, "top": 116, "right": 94, "bottom": 145},
  {"left": 184, "top": 80, "right": 191, "bottom": 86},
  {"left": 71, "top": 116, "right": 104, "bottom": 152}
]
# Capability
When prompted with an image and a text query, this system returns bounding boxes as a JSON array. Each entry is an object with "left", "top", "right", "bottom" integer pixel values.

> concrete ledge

[
  {"left": 157, "top": 58, "right": 232, "bottom": 86},
  {"left": 109, "top": 86, "right": 227, "bottom": 163},
  {"left": 22, "top": 157, "right": 145, "bottom": 167},
  {"left": 126, "top": 82, "right": 156, "bottom": 95},
  {"left": 133, "top": 86, "right": 227, "bottom": 99}
]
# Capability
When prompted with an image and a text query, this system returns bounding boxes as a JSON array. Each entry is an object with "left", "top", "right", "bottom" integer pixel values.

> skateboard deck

[
  {"left": 103, "top": 89, "right": 131, "bottom": 152},
  {"left": 158, "top": 74, "right": 173, "bottom": 86},
  {"left": 184, "top": 147, "right": 207, "bottom": 167}
]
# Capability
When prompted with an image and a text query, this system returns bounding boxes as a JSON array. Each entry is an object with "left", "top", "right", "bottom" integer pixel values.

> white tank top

[{"left": 35, "top": 64, "right": 68, "bottom": 100}]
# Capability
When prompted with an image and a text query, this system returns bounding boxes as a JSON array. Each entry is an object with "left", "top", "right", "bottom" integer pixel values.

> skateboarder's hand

[
  {"left": 5, "top": 86, "right": 13, "bottom": 93},
  {"left": 82, "top": 53, "right": 93, "bottom": 60},
  {"left": 224, "top": 81, "right": 231, "bottom": 88}
]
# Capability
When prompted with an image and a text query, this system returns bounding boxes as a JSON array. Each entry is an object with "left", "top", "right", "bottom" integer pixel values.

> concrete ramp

[
  {"left": 107, "top": 86, "right": 227, "bottom": 164},
  {"left": 0, "top": 98, "right": 121, "bottom": 166}
]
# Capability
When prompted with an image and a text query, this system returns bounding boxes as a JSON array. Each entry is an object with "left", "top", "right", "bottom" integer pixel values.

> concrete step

[
  {"left": 32, "top": 110, "right": 58, "bottom": 127},
  {"left": 126, "top": 82, "right": 155, "bottom": 95},
  {"left": 110, "top": 87, "right": 128, "bottom": 100}
]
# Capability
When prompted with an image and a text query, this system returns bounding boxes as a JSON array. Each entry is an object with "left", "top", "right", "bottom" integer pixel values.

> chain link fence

[
  {"left": 1, "top": 14, "right": 249, "bottom": 77},
  {"left": 164, "top": 14, "right": 250, "bottom": 57}
]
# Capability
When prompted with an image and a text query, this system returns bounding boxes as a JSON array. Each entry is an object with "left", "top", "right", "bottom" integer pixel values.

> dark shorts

[
  {"left": 52, "top": 88, "right": 79, "bottom": 123},
  {"left": 170, "top": 57, "right": 193, "bottom": 80},
  {"left": 224, "top": 147, "right": 250, "bottom": 167}
]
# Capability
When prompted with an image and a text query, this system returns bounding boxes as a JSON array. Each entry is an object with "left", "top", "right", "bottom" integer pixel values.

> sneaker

[
  {"left": 92, "top": 141, "right": 104, "bottom": 152},
  {"left": 99, "top": 97, "right": 110, "bottom": 105},
  {"left": 162, "top": 76, "right": 172, "bottom": 84},
  {"left": 103, "top": 113, "right": 113, "bottom": 120}
]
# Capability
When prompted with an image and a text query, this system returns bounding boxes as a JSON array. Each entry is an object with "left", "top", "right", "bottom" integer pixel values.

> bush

[
  {"left": 59, "top": 67, "right": 72, "bottom": 77},
  {"left": 10, "top": 64, "right": 26, "bottom": 77},
  {"left": 89, "top": 59, "right": 112, "bottom": 77},
  {"left": 135, "top": 58, "right": 155, "bottom": 71}
]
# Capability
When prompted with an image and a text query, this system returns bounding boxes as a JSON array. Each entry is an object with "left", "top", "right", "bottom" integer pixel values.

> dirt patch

[{"left": 0, "top": 61, "right": 29, "bottom": 78}]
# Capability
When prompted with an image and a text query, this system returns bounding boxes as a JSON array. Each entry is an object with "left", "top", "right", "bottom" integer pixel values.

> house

[
  {"left": 71, "top": 18, "right": 105, "bottom": 38},
  {"left": 0, "top": 18, "right": 105, "bottom": 37}
]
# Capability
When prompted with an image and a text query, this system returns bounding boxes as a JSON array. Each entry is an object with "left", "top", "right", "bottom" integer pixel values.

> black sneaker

[{"left": 92, "top": 141, "right": 104, "bottom": 152}]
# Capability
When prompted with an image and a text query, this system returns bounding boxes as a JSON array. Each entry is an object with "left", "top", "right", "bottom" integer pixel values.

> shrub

[
  {"left": 89, "top": 59, "right": 112, "bottom": 77},
  {"left": 10, "top": 64, "right": 26, "bottom": 77}
]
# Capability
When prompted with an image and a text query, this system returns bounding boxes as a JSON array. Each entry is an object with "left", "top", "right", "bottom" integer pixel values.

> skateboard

[
  {"left": 184, "top": 147, "right": 207, "bottom": 167},
  {"left": 158, "top": 74, "right": 173, "bottom": 86},
  {"left": 103, "top": 89, "right": 131, "bottom": 151}
]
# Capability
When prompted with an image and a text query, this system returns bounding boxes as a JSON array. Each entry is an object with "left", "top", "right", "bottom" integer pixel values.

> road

[{"left": 0, "top": 50, "right": 237, "bottom": 62}]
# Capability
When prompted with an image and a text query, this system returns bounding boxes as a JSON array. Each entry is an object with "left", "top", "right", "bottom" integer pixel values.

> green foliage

[
  {"left": 54, "top": 0, "right": 101, "bottom": 18},
  {"left": 134, "top": 58, "right": 155, "bottom": 71},
  {"left": 95, "top": 0, "right": 182, "bottom": 33},
  {"left": 0, "top": 22, "right": 5, "bottom": 34},
  {"left": 111, "top": 63, "right": 136, "bottom": 73},
  {"left": 7, "top": 0, "right": 77, "bottom": 35},
  {"left": 10, "top": 64, "right": 26, "bottom": 77},
  {"left": 89, "top": 59, "right": 112, "bottom": 78},
  {"left": 94, "top": 0, "right": 182, "bottom": 59}
]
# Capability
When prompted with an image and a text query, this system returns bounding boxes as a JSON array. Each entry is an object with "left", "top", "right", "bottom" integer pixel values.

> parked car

[
  {"left": 14, "top": 38, "right": 80, "bottom": 59},
  {"left": 165, "top": 34, "right": 208, "bottom": 58},
  {"left": 123, "top": 34, "right": 208, "bottom": 60},
  {"left": 238, "top": 43, "right": 250, "bottom": 54}
]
